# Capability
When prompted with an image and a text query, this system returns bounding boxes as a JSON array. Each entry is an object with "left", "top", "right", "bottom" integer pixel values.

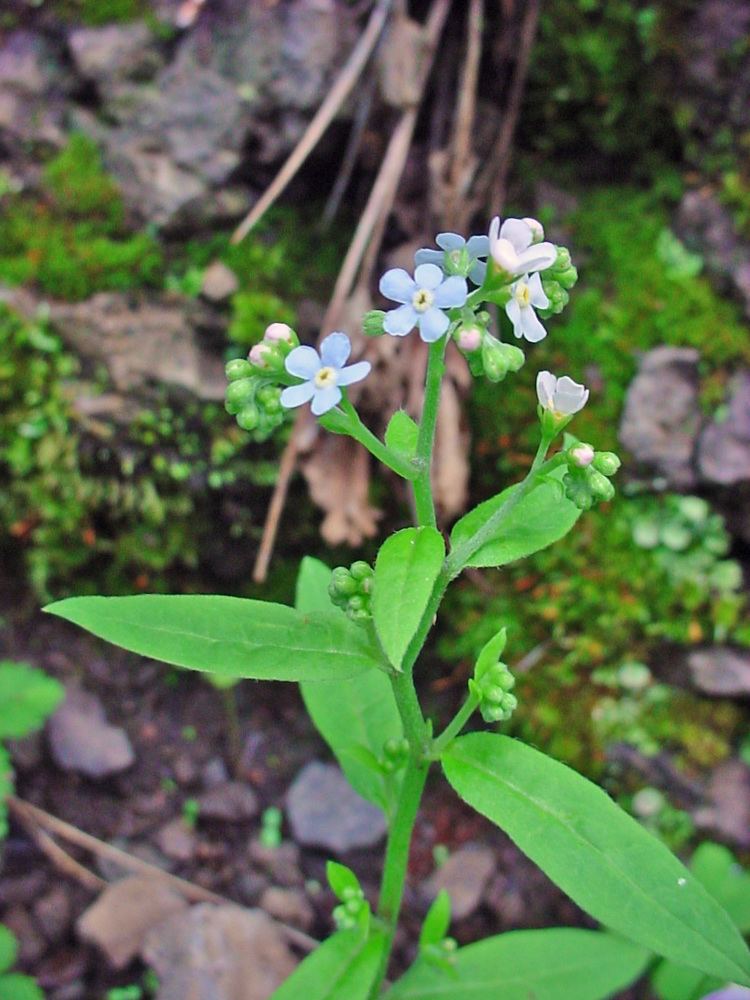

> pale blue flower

[
  {"left": 505, "top": 272, "right": 549, "bottom": 342},
  {"left": 536, "top": 370, "right": 589, "bottom": 415},
  {"left": 379, "top": 263, "right": 467, "bottom": 342},
  {"left": 280, "top": 332, "right": 370, "bottom": 416},
  {"left": 415, "top": 232, "right": 490, "bottom": 285},
  {"left": 489, "top": 216, "right": 556, "bottom": 276}
]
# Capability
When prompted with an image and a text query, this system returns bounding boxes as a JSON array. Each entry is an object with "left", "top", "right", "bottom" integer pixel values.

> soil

[{"left": 1, "top": 585, "right": 652, "bottom": 999}]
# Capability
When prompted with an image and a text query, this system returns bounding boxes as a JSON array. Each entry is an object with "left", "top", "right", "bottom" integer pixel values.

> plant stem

[
  {"left": 334, "top": 398, "right": 420, "bottom": 480},
  {"left": 431, "top": 691, "right": 480, "bottom": 758},
  {"left": 369, "top": 753, "right": 430, "bottom": 999},
  {"left": 413, "top": 338, "right": 448, "bottom": 527},
  {"left": 391, "top": 670, "right": 430, "bottom": 756}
]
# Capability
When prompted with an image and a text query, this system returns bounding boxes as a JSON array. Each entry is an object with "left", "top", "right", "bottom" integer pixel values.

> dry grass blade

[{"left": 231, "top": 0, "right": 393, "bottom": 245}]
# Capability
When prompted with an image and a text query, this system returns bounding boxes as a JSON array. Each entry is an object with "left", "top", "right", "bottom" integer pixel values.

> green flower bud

[
  {"left": 226, "top": 377, "right": 256, "bottom": 409},
  {"left": 443, "top": 246, "right": 472, "bottom": 277},
  {"left": 363, "top": 310, "right": 386, "bottom": 337},
  {"left": 553, "top": 246, "right": 572, "bottom": 271},
  {"left": 350, "top": 560, "right": 373, "bottom": 581},
  {"left": 236, "top": 405, "right": 259, "bottom": 432},
  {"left": 330, "top": 566, "right": 357, "bottom": 598},
  {"left": 481, "top": 335, "right": 509, "bottom": 382},
  {"left": 563, "top": 469, "right": 594, "bottom": 510},
  {"left": 225, "top": 358, "right": 253, "bottom": 382},
  {"left": 587, "top": 468, "right": 616, "bottom": 502},
  {"left": 556, "top": 265, "right": 578, "bottom": 290},
  {"left": 593, "top": 451, "right": 621, "bottom": 477}
]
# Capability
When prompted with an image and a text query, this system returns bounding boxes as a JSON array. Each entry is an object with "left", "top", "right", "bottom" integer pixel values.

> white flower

[
  {"left": 488, "top": 217, "right": 557, "bottom": 276},
  {"left": 505, "top": 273, "right": 549, "bottom": 342},
  {"left": 280, "top": 332, "right": 371, "bottom": 416},
  {"left": 536, "top": 370, "right": 589, "bottom": 416},
  {"left": 522, "top": 217, "right": 545, "bottom": 244}
]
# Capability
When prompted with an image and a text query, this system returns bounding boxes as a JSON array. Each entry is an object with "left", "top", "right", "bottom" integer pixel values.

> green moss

[
  {"left": 46, "top": 0, "right": 150, "bottom": 26},
  {"left": 0, "top": 134, "right": 164, "bottom": 301}
]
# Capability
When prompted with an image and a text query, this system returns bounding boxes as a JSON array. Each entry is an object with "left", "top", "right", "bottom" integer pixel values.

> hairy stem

[
  {"left": 334, "top": 398, "right": 420, "bottom": 479},
  {"left": 431, "top": 691, "right": 480, "bottom": 757},
  {"left": 413, "top": 338, "right": 448, "bottom": 526}
]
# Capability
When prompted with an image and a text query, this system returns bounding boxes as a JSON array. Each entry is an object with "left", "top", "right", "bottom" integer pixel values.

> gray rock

[
  {"left": 422, "top": 844, "right": 496, "bottom": 921},
  {"left": 48, "top": 687, "right": 134, "bottom": 779},
  {"left": 202, "top": 757, "right": 229, "bottom": 788},
  {"left": 77, "top": 876, "right": 187, "bottom": 969},
  {"left": 286, "top": 762, "right": 387, "bottom": 853},
  {"left": 687, "top": 647, "right": 750, "bottom": 696},
  {"left": 693, "top": 759, "right": 750, "bottom": 848},
  {"left": 198, "top": 781, "right": 259, "bottom": 822},
  {"left": 619, "top": 346, "right": 702, "bottom": 487},
  {"left": 260, "top": 887, "right": 315, "bottom": 931},
  {"left": 155, "top": 819, "right": 198, "bottom": 862},
  {"left": 48, "top": 293, "right": 227, "bottom": 400},
  {"left": 201, "top": 261, "right": 239, "bottom": 303},
  {"left": 0, "top": 30, "right": 68, "bottom": 154},
  {"left": 143, "top": 904, "right": 297, "bottom": 1000},
  {"left": 698, "top": 371, "right": 750, "bottom": 485},
  {"left": 248, "top": 839, "right": 304, "bottom": 888},
  {"left": 677, "top": 189, "right": 750, "bottom": 319},
  {"left": 67, "top": 22, "right": 164, "bottom": 94}
]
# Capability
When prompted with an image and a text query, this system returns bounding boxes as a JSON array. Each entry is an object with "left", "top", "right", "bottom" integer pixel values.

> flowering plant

[{"left": 46, "top": 216, "right": 750, "bottom": 999}]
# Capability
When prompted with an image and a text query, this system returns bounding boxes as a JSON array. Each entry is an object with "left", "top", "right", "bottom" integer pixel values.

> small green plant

[
  {"left": 47, "top": 213, "right": 750, "bottom": 997},
  {"left": 0, "top": 660, "right": 64, "bottom": 839},
  {"left": 181, "top": 797, "right": 200, "bottom": 829},
  {"left": 259, "top": 806, "right": 283, "bottom": 849},
  {"left": 0, "top": 925, "right": 43, "bottom": 1000}
]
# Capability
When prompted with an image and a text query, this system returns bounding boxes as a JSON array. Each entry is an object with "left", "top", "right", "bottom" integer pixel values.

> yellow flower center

[
  {"left": 412, "top": 288, "right": 434, "bottom": 312},
  {"left": 515, "top": 282, "right": 531, "bottom": 307},
  {"left": 314, "top": 366, "right": 338, "bottom": 389}
]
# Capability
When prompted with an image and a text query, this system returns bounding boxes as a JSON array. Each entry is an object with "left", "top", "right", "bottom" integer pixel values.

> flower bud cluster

[
  {"left": 328, "top": 561, "right": 374, "bottom": 622},
  {"left": 332, "top": 886, "right": 368, "bottom": 931},
  {"left": 422, "top": 937, "right": 458, "bottom": 968},
  {"left": 380, "top": 736, "right": 409, "bottom": 774},
  {"left": 539, "top": 246, "right": 579, "bottom": 318},
  {"left": 563, "top": 444, "right": 621, "bottom": 509},
  {"left": 225, "top": 323, "right": 299, "bottom": 440},
  {"left": 468, "top": 629, "right": 517, "bottom": 723},
  {"left": 455, "top": 317, "right": 525, "bottom": 384}
]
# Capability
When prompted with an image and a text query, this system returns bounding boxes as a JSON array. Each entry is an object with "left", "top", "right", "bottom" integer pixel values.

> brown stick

[
  {"left": 444, "top": 0, "right": 484, "bottom": 232},
  {"left": 231, "top": 0, "right": 392, "bottom": 244},
  {"left": 252, "top": 423, "right": 304, "bottom": 583},
  {"left": 479, "top": 0, "right": 540, "bottom": 213},
  {"left": 8, "top": 797, "right": 318, "bottom": 952}
]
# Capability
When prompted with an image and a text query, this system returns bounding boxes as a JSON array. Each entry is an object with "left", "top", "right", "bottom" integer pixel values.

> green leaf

[
  {"left": 651, "top": 960, "right": 719, "bottom": 1000},
  {"left": 449, "top": 468, "right": 581, "bottom": 568},
  {"left": 442, "top": 734, "right": 750, "bottom": 986},
  {"left": 0, "top": 973, "right": 44, "bottom": 1000},
  {"left": 385, "top": 410, "right": 418, "bottom": 459},
  {"left": 383, "top": 928, "right": 649, "bottom": 999},
  {"left": 296, "top": 559, "right": 403, "bottom": 812},
  {"left": 327, "top": 861, "right": 361, "bottom": 900},
  {"left": 0, "top": 925, "right": 18, "bottom": 973},
  {"left": 419, "top": 890, "right": 451, "bottom": 950},
  {"left": 45, "top": 595, "right": 384, "bottom": 683},
  {"left": 0, "top": 662, "right": 64, "bottom": 740},
  {"left": 270, "top": 929, "right": 386, "bottom": 1000},
  {"left": 0, "top": 746, "right": 13, "bottom": 841},
  {"left": 372, "top": 528, "right": 444, "bottom": 670}
]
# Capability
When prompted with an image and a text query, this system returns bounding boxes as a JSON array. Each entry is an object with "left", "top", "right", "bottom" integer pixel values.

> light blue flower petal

[
  {"left": 337, "top": 360, "right": 371, "bottom": 387},
  {"left": 418, "top": 307, "right": 450, "bottom": 343},
  {"left": 384, "top": 304, "right": 418, "bottom": 336},
  {"left": 280, "top": 380, "right": 316, "bottom": 409},
  {"left": 379, "top": 268, "right": 415, "bottom": 304},
  {"left": 285, "top": 345, "right": 321, "bottom": 379},
  {"left": 520, "top": 306, "right": 547, "bottom": 343},
  {"left": 469, "top": 259, "right": 487, "bottom": 285},
  {"left": 505, "top": 298, "right": 523, "bottom": 338},
  {"left": 434, "top": 275, "right": 468, "bottom": 308},
  {"left": 466, "top": 234, "right": 490, "bottom": 257},
  {"left": 320, "top": 331, "right": 351, "bottom": 368},
  {"left": 414, "top": 247, "right": 443, "bottom": 268},
  {"left": 414, "top": 263, "right": 444, "bottom": 291},
  {"left": 311, "top": 385, "right": 342, "bottom": 415},
  {"left": 436, "top": 232, "right": 464, "bottom": 251}
]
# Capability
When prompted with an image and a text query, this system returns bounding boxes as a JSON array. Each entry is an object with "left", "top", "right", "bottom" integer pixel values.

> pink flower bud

[
  {"left": 264, "top": 322, "right": 293, "bottom": 343},
  {"left": 570, "top": 443, "right": 595, "bottom": 468},
  {"left": 248, "top": 343, "right": 271, "bottom": 367},
  {"left": 457, "top": 326, "right": 483, "bottom": 352}
]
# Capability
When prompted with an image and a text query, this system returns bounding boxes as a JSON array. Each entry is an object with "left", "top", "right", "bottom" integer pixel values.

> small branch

[
  {"left": 478, "top": 0, "right": 540, "bottom": 214},
  {"left": 322, "top": 73, "right": 376, "bottom": 227},
  {"left": 8, "top": 797, "right": 318, "bottom": 953},
  {"left": 231, "top": 0, "right": 392, "bottom": 244}
]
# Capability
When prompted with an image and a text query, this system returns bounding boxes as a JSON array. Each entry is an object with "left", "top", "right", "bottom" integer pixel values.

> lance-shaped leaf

[
  {"left": 372, "top": 527, "right": 444, "bottom": 670},
  {"left": 296, "top": 558, "right": 403, "bottom": 812},
  {"left": 442, "top": 734, "right": 750, "bottom": 986},
  {"left": 383, "top": 928, "right": 649, "bottom": 999},
  {"left": 450, "top": 467, "right": 581, "bottom": 568},
  {"left": 45, "top": 595, "right": 384, "bottom": 682},
  {"left": 270, "top": 929, "right": 387, "bottom": 1000}
]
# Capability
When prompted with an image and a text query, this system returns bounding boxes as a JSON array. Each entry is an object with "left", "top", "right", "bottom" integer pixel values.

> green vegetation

[{"left": 0, "top": 135, "right": 164, "bottom": 301}]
